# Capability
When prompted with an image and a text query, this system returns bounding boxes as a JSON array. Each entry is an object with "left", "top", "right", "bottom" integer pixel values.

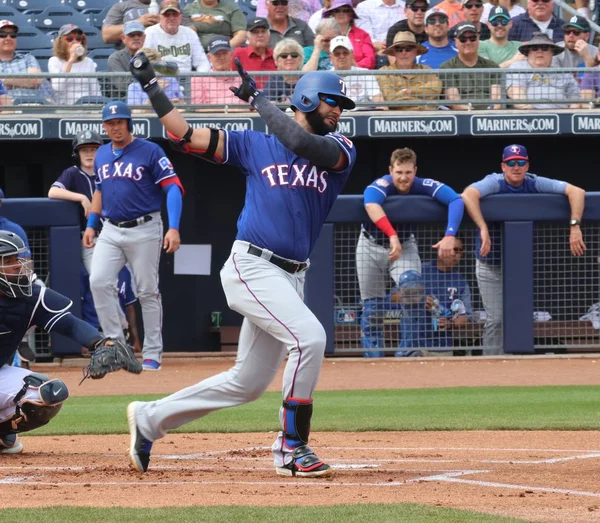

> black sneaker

[
  {"left": 275, "top": 445, "right": 332, "bottom": 478},
  {"left": 127, "top": 402, "right": 153, "bottom": 472}
]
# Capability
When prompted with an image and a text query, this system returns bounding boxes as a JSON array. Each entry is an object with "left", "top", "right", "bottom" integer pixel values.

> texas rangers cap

[
  {"left": 0, "top": 20, "right": 18, "bottom": 32},
  {"left": 488, "top": 6, "right": 510, "bottom": 21},
  {"left": 502, "top": 144, "right": 529, "bottom": 162},
  {"left": 207, "top": 35, "right": 231, "bottom": 54},
  {"left": 564, "top": 14, "right": 590, "bottom": 32},
  {"left": 123, "top": 21, "right": 145, "bottom": 35},
  {"left": 247, "top": 17, "right": 269, "bottom": 32}
]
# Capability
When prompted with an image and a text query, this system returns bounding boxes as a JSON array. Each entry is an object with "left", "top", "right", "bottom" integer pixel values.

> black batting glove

[
  {"left": 229, "top": 57, "right": 262, "bottom": 105},
  {"left": 130, "top": 52, "right": 159, "bottom": 94}
]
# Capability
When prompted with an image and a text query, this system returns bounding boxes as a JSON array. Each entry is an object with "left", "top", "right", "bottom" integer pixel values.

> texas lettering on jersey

[
  {"left": 261, "top": 163, "right": 329, "bottom": 193},
  {"left": 97, "top": 161, "right": 145, "bottom": 181}
]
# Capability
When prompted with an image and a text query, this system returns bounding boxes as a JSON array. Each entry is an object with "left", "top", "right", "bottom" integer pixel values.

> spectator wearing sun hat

[{"left": 377, "top": 31, "right": 442, "bottom": 110}]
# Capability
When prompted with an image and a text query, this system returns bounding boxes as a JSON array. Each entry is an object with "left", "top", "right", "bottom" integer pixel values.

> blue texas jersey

[
  {"left": 0, "top": 285, "right": 72, "bottom": 366},
  {"left": 470, "top": 173, "right": 567, "bottom": 263},
  {"left": 94, "top": 139, "right": 176, "bottom": 222},
  {"left": 363, "top": 175, "right": 457, "bottom": 244},
  {"left": 0, "top": 217, "right": 31, "bottom": 258},
  {"left": 223, "top": 130, "right": 356, "bottom": 261}
]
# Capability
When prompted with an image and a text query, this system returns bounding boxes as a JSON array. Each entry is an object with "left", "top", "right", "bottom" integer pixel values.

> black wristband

[{"left": 148, "top": 87, "right": 175, "bottom": 118}]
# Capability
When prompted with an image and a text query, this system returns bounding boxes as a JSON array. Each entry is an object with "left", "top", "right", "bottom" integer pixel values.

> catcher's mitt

[{"left": 80, "top": 338, "right": 142, "bottom": 384}]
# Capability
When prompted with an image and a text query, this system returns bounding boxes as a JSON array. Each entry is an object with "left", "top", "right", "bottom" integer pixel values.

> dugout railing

[
  {"left": 305, "top": 193, "right": 600, "bottom": 355},
  {"left": 3, "top": 68, "right": 600, "bottom": 112}
]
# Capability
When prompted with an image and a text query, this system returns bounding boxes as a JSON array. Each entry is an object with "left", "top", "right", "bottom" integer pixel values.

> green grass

[
  {"left": 0, "top": 504, "right": 530, "bottom": 523},
  {"left": 31, "top": 385, "right": 600, "bottom": 436}
]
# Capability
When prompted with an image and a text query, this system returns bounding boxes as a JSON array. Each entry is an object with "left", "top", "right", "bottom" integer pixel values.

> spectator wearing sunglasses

[
  {"left": 507, "top": 33, "right": 582, "bottom": 109},
  {"left": 554, "top": 15, "right": 597, "bottom": 68},
  {"left": 478, "top": 6, "right": 524, "bottom": 67},
  {"left": 323, "top": 0, "right": 376, "bottom": 69},
  {"left": 231, "top": 18, "right": 276, "bottom": 89},
  {"left": 328, "top": 36, "right": 384, "bottom": 106},
  {"left": 263, "top": 38, "right": 304, "bottom": 104},
  {"left": 462, "top": 144, "right": 586, "bottom": 354},
  {"left": 416, "top": 11, "right": 458, "bottom": 69},
  {"left": 355, "top": 0, "right": 407, "bottom": 55},
  {"left": 480, "top": 0, "right": 525, "bottom": 23},
  {"left": 429, "top": 0, "right": 466, "bottom": 28},
  {"left": 48, "top": 24, "right": 102, "bottom": 106},
  {"left": 0, "top": 20, "right": 53, "bottom": 103},
  {"left": 378, "top": 32, "right": 442, "bottom": 110},
  {"left": 460, "top": 0, "right": 490, "bottom": 41},
  {"left": 303, "top": 18, "right": 341, "bottom": 72},
  {"left": 265, "top": 0, "right": 316, "bottom": 49},
  {"left": 386, "top": 0, "right": 429, "bottom": 49},
  {"left": 508, "top": 0, "right": 564, "bottom": 43},
  {"left": 440, "top": 22, "right": 501, "bottom": 110}
]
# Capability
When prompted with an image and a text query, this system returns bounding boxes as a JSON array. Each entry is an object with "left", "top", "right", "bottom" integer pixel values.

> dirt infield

[{"left": 3, "top": 356, "right": 600, "bottom": 522}]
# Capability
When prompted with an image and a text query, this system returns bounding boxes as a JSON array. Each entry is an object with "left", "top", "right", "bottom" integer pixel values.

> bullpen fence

[{"left": 304, "top": 193, "right": 600, "bottom": 356}]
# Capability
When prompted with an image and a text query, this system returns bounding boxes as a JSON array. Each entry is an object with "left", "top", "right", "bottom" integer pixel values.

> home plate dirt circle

[{"left": 2, "top": 431, "right": 600, "bottom": 522}]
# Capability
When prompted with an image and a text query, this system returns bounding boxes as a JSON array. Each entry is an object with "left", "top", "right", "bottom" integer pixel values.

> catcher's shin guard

[
  {"left": 0, "top": 373, "right": 68, "bottom": 434},
  {"left": 277, "top": 398, "right": 331, "bottom": 478}
]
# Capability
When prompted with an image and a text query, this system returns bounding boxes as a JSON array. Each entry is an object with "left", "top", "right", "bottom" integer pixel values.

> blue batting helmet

[
  {"left": 102, "top": 101, "right": 133, "bottom": 131},
  {"left": 290, "top": 72, "right": 355, "bottom": 112}
]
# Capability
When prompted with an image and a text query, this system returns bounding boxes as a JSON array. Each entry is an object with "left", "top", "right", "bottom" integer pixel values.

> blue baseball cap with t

[{"left": 502, "top": 144, "right": 528, "bottom": 162}]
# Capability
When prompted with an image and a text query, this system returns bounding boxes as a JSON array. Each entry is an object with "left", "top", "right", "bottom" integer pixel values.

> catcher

[{"left": 0, "top": 231, "right": 141, "bottom": 455}]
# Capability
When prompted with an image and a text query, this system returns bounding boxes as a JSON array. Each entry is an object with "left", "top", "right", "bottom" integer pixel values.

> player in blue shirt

[
  {"left": 0, "top": 231, "right": 138, "bottom": 455},
  {"left": 462, "top": 144, "right": 586, "bottom": 355},
  {"left": 127, "top": 53, "right": 356, "bottom": 478},
  {"left": 357, "top": 147, "right": 465, "bottom": 357},
  {"left": 391, "top": 238, "right": 473, "bottom": 356},
  {"left": 82, "top": 101, "right": 184, "bottom": 372}
]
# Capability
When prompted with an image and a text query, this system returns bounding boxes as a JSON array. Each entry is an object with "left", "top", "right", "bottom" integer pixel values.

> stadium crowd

[{"left": 0, "top": 0, "right": 597, "bottom": 109}]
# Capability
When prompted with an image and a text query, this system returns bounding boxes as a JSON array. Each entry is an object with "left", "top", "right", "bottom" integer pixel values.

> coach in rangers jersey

[
  {"left": 462, "top": 144, "right": 586, "bottom": 355},
  {"left": 82, "top": 101, "right": 184, "bottom": 372},
  {"left": 127, "top": 52, "right": 356, "bottom": 478}
]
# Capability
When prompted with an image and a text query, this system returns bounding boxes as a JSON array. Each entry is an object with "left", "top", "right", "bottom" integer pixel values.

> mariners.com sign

[{"left": 0, "top": 119, "right": 42, "bottom": 139}]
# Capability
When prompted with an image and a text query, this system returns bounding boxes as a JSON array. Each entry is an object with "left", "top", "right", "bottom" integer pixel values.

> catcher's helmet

[
  {"left": 72, "top": 130, "right": 102, "bottom": 166},
  {"left": 102, "top": 100, "right": 133, "bottom": 131},
  {"left": 290, "top": 72, "right": 356, "bottom": 112},
  {"left": 396, "top": 270, "right": 425, "bottom": 306},
  {"left": 0, "top": 231, "right": 33, "bottom": 298}
]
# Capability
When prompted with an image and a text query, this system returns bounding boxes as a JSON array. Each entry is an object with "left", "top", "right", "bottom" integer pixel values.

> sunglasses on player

[
  {"left": 319, "top": 94, "right": 341, "bottom": 108},
  {"left": 504, "top": 159, "right": 527, "bottom": 167}
]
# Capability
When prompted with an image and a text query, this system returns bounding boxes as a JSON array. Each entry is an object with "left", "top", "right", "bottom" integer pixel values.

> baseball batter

[
  {"left": 82, "top": 101, "right": 184, "bottom": 371},
  {"left": 357, "top": 148, "right": 465, "bottom": 357},
  {"left": 462, "top": 144, "right": 586, "bottom": 355},
  {"left": 126, "top": 53, "right": 356, "bottom": 477},
  {"left": 0, "top": 231, "right": 125, "bottom": 454}
]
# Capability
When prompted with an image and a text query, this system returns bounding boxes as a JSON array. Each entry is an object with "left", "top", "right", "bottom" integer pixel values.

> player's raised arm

[{"left": 129, "top": 53, "right": 225, "bottom": 163}]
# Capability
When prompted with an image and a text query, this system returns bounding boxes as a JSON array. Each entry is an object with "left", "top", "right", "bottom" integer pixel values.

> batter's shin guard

[{"left": 283, "top": 397, "right": 312, "bottom": 448}]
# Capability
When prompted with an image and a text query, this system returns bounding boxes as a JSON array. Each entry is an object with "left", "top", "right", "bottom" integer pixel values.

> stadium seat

[
  {"left": 88, "top": 47, "right": 112, "bottom": 60},
  {"left": 237, "top": 4, "right": 255, "bottom": 19},
  {"left": 74, "top": 95, "right": 108, "bottom": 105},
  {"left": 0, "top": 6, "right": 32, "bottom": 27},
  {"left": 238, "top": 0, "right": 258, "bottom": 12},
  {"left": 32, "top": 6, "right": 88, "bottom": 32},
  {"left": 81, "top": 26, "right": 112, "bottom": 49},
  {"left": 93, "top": 57, "right": 108, "bottom": 72},
  {"left": 62, "top": 0, "right": 110, "bottom": 12},
  {"left": 5, "top": 0, "right": 61, "bottom": 13},
  {"left": 15, "top": 29, "right": 53, "bottom": 50},
  {"left": 84, "top": 6, "right": 110, "bottom": 29},
  {"left": 30, "top": 47, "right": 53, "bottom": 71},
  {"left": 12, "top": 95, "right": 51, "bottom": 105}
]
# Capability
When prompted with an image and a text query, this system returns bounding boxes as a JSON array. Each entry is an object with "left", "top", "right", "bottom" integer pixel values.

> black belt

[
  {"left": 107, "top": 215, "right": 153, "bottom": 229},
  {"left": 362, "top": 229, "right": 389, "bottom": 247},
  {"left": 247, "top": 245, "right": 308, "bottom": 274}
]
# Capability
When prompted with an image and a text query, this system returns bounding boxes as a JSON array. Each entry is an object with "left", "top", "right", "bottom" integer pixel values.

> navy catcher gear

[
  {"left": 0, "top": 231, "right": 33, "bottom": 298},
  {"left": 290, "top": 71, "right": 355, "bottom": 113},
  {"left": 72, "top": 130, "right": 102, "bottom": 166},
  {"left": 102, "top": 101, "right": 133, "bottom": 132}
]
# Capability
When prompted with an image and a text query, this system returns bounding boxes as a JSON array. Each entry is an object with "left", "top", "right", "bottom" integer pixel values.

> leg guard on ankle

[{"left": 282, "top": 397, "right": 313, "bottom": 448}]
